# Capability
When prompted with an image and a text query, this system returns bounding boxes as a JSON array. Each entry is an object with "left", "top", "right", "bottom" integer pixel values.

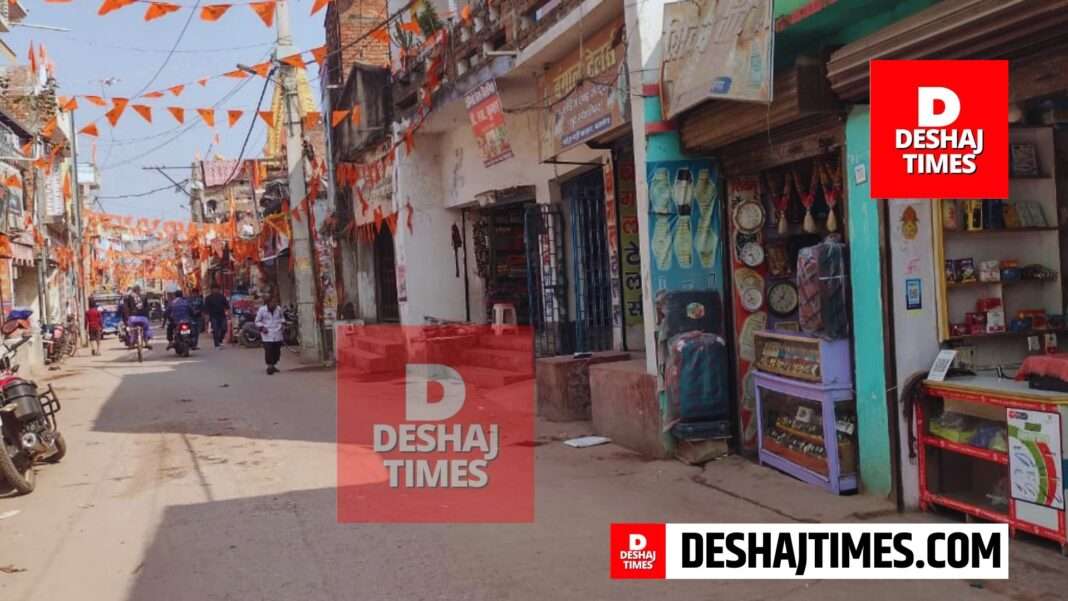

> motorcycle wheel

[
  {"left": 240, "top": 328, "right": 260, "bottom": 348},
  {"left": 175, "top": 340, "right": 187, "bottom": 357},
  {"left": 45, "top": 432, "right": 66, "bottom": 464},
  {"left": 0, "top": 439, "right": 35, "bottom": 494}
]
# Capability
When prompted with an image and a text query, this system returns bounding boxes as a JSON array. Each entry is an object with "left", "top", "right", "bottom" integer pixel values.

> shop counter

[{"left": 921, "top": 376, "right": 1068, "bottom": 554}]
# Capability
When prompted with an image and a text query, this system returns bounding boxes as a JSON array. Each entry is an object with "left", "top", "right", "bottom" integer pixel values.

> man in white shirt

[{"left": 255, "top": 294, "right": 286, "bottom": 374}]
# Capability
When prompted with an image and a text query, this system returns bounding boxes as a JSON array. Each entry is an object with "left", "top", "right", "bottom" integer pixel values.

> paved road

[{"left": 1, "top": 336, "right": 1064, "bottom": 600}]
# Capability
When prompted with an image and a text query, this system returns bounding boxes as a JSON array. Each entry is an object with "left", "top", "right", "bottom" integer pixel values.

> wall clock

[
  {"left": 768, "top": 281, "right": 800, "bottom": 317},
  {"left": 732, "top": 199, "right": 766, "bottom": 233},
  {"left": 739, "top": 241, "right": 765, "bottom": 268},
  {"left": 740, "top": 286, "right": 764, "bottom": 312}
]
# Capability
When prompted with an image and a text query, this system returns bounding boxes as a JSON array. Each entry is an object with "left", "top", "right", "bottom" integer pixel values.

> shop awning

[{"left": 827, "top": 0, "right": 1068, "bottom": 102}]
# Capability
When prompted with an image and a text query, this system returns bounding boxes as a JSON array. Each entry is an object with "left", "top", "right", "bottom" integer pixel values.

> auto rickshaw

[{"left": 90, "top": 292, "right": 123, "bottom": 337}]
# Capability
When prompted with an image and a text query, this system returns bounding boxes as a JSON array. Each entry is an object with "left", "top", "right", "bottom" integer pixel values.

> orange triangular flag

[
  {"left": 227, "top": 110, "right": 243, "bottom": 128},
  {"left": 63, "top": 171, "right": 72, "bottom": 202},
  {"left": 460, "top": 4, "right": 472, "bottom": 22},
  {"left": 200, "top": 4, "right": 231, "bottom": 21},
  {"left": 98, "top": 0, "right": 135, "bottom": 16},
  {"left": 168, "top": 84, "right": 185, "bottom": 97},
  {"left": 198, "top": 78, "right": 210, "bottom": 87},
  {"left": 400, "top": 21, "right": 421, "bottom": 33},
  {"left": 224, "top": 69, "right": 248, "bottom": 79},
  {"left": 131, "top": 104, "right": 153, "bottom": 123},
  {"left": 250, "top": 62, "right": 271, "bottom": 78},
  {"left": 83, "top": 95, "right": 107, "bottom": 107},
  {"left": 249, "top": 1, "right": 275, "bottom": 27},
  {"left": 144, "top": 2, "right": 181, "bottom": 21},
  {"left": 27, "top": 42, "right": 36, "bottom": 74},
  {"left": 167, "top": 106, "right": 185, "bottom": 124},
  {"left": 311, "top": 45, "right": 327, "bottom": 67},
  {"left": 370, "top": 28, "right": 390, "bottom": 44},
  {"left": 303, "top": 111, "right": 321, "bottom": 130},
  {"left": 197, "top": 109, "right": 216, "bottom": 128},
  {"left": 280, "top": 53, "right": 306, "bottom": 69},
  {"left": 105, "top": 98, "right": 128, "bottom": 127},
  {"left": 61, "top": 97, "right": 78, "bottom": 111},
  {"left": 351, "top": 105, "right": 361, "bottom": 127},
  {"left": 331, "top": 110, "right": 350, "bottom": 127},
  {"left": 257, "top": 111, "right": 275, "bottom": 128},
  {"left": 311, "top": 0, "right": 329, "bottom": 15},
  {"left": 40, "top": 117, "right": 58, "bottom": 138}
]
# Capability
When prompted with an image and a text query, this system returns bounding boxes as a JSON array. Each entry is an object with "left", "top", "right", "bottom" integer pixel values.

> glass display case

[
  {"left": 753, "top": 330, "right": 856, "bottom": 494},
  {"left": 753, "top": 331, "right": 851, "bottom": 385}
]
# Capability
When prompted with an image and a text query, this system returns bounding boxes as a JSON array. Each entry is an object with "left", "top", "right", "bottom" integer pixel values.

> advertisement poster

[
  {"left": 464, "top": 78, "right": 514, "bottom": 168},
  {"left": 647, "top": 159, "right": 722, "bottom": 295},
  {"left": 603, "top": 159, "right": 623, "bottom": 345},
  {"left": 617, "top": 152, "right": 643, "bottom": 340},
  {"left": 539, "top": 17, "right": 629, "bottom": 161},
  {"left": 1008, "top": 408, "right": 1064, "bottom": 510},
  {"left": 660, "top": 0, "right": 774, "bottom": 119}
]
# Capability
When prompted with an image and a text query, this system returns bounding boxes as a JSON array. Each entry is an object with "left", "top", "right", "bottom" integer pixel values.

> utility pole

[
  {"left": 69, "top": 110, "right": 88, "bottom": 346},
  {"left": 276, "top": 0, "right": 322, "bottom": 363}
]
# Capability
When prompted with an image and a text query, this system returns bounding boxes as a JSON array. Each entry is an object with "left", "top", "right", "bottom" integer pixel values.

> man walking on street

[
  {"left": 255, "top": 294, "right": 285, "bottom": 375},
  {"left": 204, "top": 284, "right": 230, "bottom": 349}
]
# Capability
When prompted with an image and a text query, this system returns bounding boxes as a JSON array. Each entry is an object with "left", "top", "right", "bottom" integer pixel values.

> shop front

[
  {"left": 676, "top": 52, "right": 859, "bottom": 492},
  {"left": 823, "top": 0, "right": 1068, "bottom": 544}
]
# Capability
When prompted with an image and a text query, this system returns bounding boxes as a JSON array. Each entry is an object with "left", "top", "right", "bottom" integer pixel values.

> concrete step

[
  {"left": 354, "top": 337, "right": 405, "bottom": 357},
  {"left": 477, "top": 334, "right": 531, "bottom": 353},
  {"left": 338, "top": 347, "right": 396, "bottom": 374},
  {"left": 464, "top": 348, "right": 532, "bottom": 373},
  {"left": 462, "top": 365, "right": 534, "bottom": 389}
]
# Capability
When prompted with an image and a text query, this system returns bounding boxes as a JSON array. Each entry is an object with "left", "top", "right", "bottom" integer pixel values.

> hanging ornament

[
  {"left": 820, "top": 159, "right": 843, "bottom": 233},
  {"left": 776, "top": 173, "right": 791, "bottom": 235},
  {"left": 792, "top": 169, "right": 818, "bottom": 234}
]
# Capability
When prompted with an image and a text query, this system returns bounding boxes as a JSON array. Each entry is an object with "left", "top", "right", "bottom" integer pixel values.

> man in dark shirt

[{"left": 204, "top": 284, "right": 230, "bottom": 349}]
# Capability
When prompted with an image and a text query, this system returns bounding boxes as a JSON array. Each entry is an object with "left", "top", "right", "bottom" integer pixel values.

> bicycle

[{"left": 129, "top": 324, "right": 144, "bottom": 363}]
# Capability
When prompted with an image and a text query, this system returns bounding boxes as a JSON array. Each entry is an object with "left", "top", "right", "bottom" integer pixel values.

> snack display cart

[
  {"left": 754, "top": 331, "right": 857, "bottom": 495},
  {"left": 920, "top": 376, "right": 1067, "bottom": 554}
]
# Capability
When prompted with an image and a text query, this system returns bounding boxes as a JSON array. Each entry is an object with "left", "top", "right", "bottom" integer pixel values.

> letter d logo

[
  {"left": 629, "top": 534, "right": 647, "bottom": 551},
  {"left": 918, "top": 86, "right": 960, "bottom": 127},
  {"left": 405, "top": 364, "right": 465, "bottom": 421}
]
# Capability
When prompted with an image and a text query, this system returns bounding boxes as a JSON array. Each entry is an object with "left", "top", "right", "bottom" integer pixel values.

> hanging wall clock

[
  {"left": 768, "top": 281, "right": 800, "bottom": 317},
  {"left": 740, "top": 286, "right": 764, "bottom": 312},
  {"left": 732, "top": 199, "right": 766, "bottom": 233},
  {"left": 739, "top": 241, "right": 765, "bottom": 268}
]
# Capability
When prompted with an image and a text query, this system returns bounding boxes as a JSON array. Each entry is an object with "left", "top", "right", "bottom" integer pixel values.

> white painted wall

[{"left": 888, "top": 200, "right": 941, "bottom": 509}]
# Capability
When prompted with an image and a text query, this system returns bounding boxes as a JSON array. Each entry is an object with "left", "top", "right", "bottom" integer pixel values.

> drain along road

[{"left": 0, "top": 338, "right": 1063, "bottom": 601}]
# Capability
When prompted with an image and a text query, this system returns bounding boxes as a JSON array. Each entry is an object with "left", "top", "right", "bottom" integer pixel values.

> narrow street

[{"left": 0, "top": 338, "right": 1062, "bottom": 601}]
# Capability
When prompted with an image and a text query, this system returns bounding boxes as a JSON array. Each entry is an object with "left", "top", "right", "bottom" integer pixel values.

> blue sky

[{"left": 9, "top": 0, "right": 326, "bottom": 220}]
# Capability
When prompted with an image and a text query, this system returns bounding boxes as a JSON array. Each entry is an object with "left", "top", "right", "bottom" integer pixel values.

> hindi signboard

[
  {"left": 539, "top": 17, "right": 629, "bottom": 161},
  {"left": 465, "top": 78, "right": 514, "bottom": 168},
  {"left": 660, "top": 0, "right": 774, "bottom": 120}
]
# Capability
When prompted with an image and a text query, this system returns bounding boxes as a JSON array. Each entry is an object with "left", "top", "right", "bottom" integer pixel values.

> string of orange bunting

[{"left": 41, "top": 0, "right": 367, "bottom": 24}]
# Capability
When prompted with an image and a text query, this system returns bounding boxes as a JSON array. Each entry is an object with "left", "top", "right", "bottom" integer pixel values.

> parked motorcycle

[
  {"left": 235, "top": 308, "right": 261, "bottom": 348},
  {"left": 41, "top": 323, "right": 66, "bottom": 366},
  {"left": 0, "top": 334, "right": 65, "bottom": 494},
  {"left": 283, "top": 306, "right": 298, "bottom": 346},
  {"left": 172, "top": 320, "right": 196, "bottom": 357}
]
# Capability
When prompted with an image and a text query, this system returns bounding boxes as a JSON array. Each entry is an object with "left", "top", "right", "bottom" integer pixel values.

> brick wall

[{"left": 325, "top": 0, "right": 390, "bottom": 89}]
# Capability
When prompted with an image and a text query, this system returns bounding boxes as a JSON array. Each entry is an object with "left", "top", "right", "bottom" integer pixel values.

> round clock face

[
  {"left": 739, "top": 241, "right": 765, "bottom": 268},
  {"left": 733, "top": 200, "right": 766, "bottom": 233},
  {"left": 740, "top": 287, "right": 764, "bottom": 312},
  {"left": 768, "top": 281, "right": 799, "bottom": 316}
]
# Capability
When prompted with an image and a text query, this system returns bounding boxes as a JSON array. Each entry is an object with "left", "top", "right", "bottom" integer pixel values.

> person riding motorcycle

[
  {"left": 123, "top": 285, "right": 153, "bottom": 349},
  {"left": 165, "top": 290, "right": 197, "bottom": 350}
]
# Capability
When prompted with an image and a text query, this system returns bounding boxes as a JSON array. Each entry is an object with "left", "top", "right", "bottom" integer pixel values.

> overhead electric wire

[
  {"left": 129, "top": 1, "right": 204, "bottom": 99},
  {"left": 59, "top": 37, "right": 272, "bottom": 55},
  {"left": 97, "top": 180, "right": 191, "bottom": 200},
  {"left": 220, "top": 67, "right": 275, "bottom": 186}
]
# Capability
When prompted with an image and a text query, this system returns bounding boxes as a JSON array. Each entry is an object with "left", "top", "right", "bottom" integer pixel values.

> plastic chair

[{"left": 491, "top": 303, "right": 518, "bottom": 335}]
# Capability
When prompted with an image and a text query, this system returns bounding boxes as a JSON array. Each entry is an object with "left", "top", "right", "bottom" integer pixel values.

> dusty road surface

[{"left": 1, "top": 336, "right": 1065, "bottom": 601}]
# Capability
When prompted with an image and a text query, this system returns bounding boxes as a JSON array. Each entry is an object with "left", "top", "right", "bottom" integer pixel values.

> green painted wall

[{"left": 844, "top": 105, "right": 893, "bottom": 497}]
